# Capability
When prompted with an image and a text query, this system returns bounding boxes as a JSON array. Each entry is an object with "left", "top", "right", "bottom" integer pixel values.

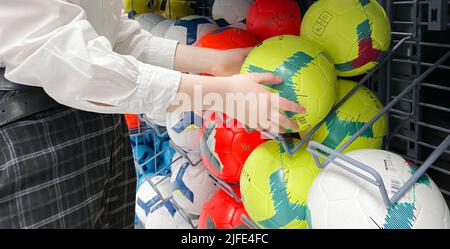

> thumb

[{"left": 249, "top": 73, "right": 283, "bottom": 85}]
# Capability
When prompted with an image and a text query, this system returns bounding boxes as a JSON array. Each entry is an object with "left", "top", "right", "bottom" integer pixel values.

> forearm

[
  {"left": 174, "top": 44, "right": 223, "bottom": 74},
  {"left": 168, "top": 73, "right": 227, "bottom": 112}
]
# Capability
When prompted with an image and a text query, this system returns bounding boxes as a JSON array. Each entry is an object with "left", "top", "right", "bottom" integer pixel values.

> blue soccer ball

[
  {"left": 165, "top": 15, "right": 218, "bottom": 45},
  {"left": 134, "top": 144, "right": 156, "bottom": 177}
]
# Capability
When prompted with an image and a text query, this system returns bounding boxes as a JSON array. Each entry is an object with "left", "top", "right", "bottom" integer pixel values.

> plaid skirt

[{"left": 0, "top": 97, "right": 136, "bottom": 229}]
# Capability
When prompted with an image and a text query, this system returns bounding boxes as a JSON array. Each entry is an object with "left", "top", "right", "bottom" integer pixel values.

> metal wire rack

[{"left": 131, "top": 0, "right": 450, "bottom": 229}]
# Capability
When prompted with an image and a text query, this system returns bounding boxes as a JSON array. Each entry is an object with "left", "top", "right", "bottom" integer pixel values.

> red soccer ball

[
  {"left": 197, "top": 27, "right": 259, "bottom": 76},
  {"left": 196, "top": 27, "right": 259, "bottom": 50},
  {"left": 247, "top": 0, "right": 301, "bottom": 42},
  {"left": 198, "top": 186, "right": 249, "bottom": 229},
  {"left": 200, "top": 112, "right": 267, "bottom": 183},
  {"left": 124, "top": 114, "right": 139, "bottom": 129}
]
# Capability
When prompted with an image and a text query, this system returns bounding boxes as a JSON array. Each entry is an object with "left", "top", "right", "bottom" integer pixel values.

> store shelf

[{"left": 131, "top": 0, "right": 450, "bottom": 228}]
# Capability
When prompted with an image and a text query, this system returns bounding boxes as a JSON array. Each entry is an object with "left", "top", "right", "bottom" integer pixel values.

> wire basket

[{"left": 131, "top": 0, "right": 450, "bottom": 229}]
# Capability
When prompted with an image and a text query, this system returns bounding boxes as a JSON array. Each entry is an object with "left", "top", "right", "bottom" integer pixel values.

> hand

[
  {"left": 219, "top": 73, "right": 306, "bottom": 134},
  {"left": 211, "top": 48, "right": 253, "bottom": 76},
  {"left": 173, "top": 72, "right": 306, "bottom": 134},
  {"left": 174, "top": 45, "right": 252, "bottom": 76}
]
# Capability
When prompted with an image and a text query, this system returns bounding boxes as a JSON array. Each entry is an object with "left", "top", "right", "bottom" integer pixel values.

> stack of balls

[{"left": 129, "top": 0, "right": 450, "bottom": 229}]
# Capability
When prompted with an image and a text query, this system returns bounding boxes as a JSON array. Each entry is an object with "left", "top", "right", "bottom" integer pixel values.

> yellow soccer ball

[
  {"left": 240, "top": 139, "right": 320, "bottom": 229},
  {"left": 301, "top": 0, "right": 391, "bottom": 77},
  {"left": 156, "top": 0, "right": 196, "bottom": 20},
  {"left": 312, "top": 79, "right": 388, "bottom": 153},
  {"left": 241, "top": 35, "right": 338, "bottom": 133},
  {"left": 123, "top": 0, "right": 156, "bottom": 19}
]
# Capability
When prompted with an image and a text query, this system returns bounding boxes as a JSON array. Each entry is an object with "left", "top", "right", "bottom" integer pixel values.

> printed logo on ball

[{"left": 313, "top": 11, "right": 333, "bottom": 36}]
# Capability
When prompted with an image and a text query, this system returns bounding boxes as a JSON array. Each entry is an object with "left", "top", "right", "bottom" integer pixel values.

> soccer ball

[
  {"left": 158, "top": 141, "right": 176, "bottom": 173},
  {"left": 212, "top": 0, "right": 253, "bottom": 27},
  {"left": 301, "top": 0, "right": 391, "bottom": 77},
  {"left": 200, "top": 112, "right": 267, "bottom": 183},
  {"left": 145, "top": 199, "right": 196, "bottom": 229},
  {"left": 132, "top": 144, "right": 156, "bottom": 176},
  {"left": 312, "top": 79, "right": 388, "bottom": 153},
  {"left": 150, "top": 19, "right": 175, "bottom": 37},
  {"left": 156, "top": 0, "right": 196, "bottom": 20},
  {"left": 124, "top": 114, "right": 140, "bottom": 129},
  {"left": 165, "top": 15, "right": 218, "bottom": 45},
  {"left": 135, "top": 175, "right": 172, "bottom": 225},
  {"left": 307, "top": 149, "right": 450, "bottom": 229},
  {"left": 196, "top": 27, "right": 258, "bottom": 50},
  {"left": 196, "top": 27, "right": 258, "bottom": 76},
  {"left": 170, "top": 152, "right": 218, "bottom": 215},
  {"left": 246, "top": 0, "right": 301, "bottom": 42},
  {"left": 241, "top": 35, "right": 338, "bottom": 133},
  {"left": 198, "top": 186, "right": 250, "bottom": 229},
  {"left": 136, "top": 13, "right": 165, "bottom": 32},
  {"left": 123, "top": 0, "right": 155, "bottom": 19},
  {"left": 240, "top": 140, "right": 320, "bottom": 229},
  {"left": 166, "top": 111, "right": 203, "bottom": 152}
]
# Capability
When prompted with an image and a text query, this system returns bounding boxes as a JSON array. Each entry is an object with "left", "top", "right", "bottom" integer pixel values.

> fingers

[
  {"left": 239, "top": 47, "right": 254, "bottom": 56},
  {"left": 254, "top": 122, "right": 285, "bottom": 135},
  {"left": 277, "top": 96, "right": 307, "bottom": 114},
  {"left": 274, "top": 112, "right": 299, "bottom": 132},
  {"left": 249, "top": 73, "right": 283, "bottom": 84},
  {"left": 268, "top": 109, "right": 299, "bottom": 132}
]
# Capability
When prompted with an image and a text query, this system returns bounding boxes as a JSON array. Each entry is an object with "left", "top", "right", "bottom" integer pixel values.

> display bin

[{"left": 130, "top": 0, "right": 450, "bottom": 229}]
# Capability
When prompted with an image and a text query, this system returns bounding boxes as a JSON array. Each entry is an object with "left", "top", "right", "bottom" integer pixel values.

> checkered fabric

[{"left": 0, "top": 100, "right": 136, "bottom": 229}]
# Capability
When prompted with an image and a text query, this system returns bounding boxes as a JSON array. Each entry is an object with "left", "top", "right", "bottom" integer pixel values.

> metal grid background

[{"left": 375, "top": 0, "right": 450, "bottom": 206}]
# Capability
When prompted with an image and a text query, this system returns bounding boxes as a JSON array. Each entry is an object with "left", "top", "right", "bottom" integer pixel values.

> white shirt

[{"left": 0, "top": 0, "right": 181, "bottom": 123}]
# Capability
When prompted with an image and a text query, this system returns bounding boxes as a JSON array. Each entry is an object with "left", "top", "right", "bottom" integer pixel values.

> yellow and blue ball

[
  {"left": 312, "top": 79, "right": 388, "bottom": 153},
  {"left": 301, "top": 0, "right": 391, "bottom": 77},
  {"left": 240, "top": 140, "right": 320, "bottom": 229},
  {"left": 241, "top": 35, "right": 338, "bottom": 133}
]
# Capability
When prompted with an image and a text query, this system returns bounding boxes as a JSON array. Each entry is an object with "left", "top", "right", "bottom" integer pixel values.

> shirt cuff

[
  {"left": 134, "top": 63, "right": 181, "bottom": 125},
  {"left": 144, "top": 37, "right": 179, "bottom": 70}
]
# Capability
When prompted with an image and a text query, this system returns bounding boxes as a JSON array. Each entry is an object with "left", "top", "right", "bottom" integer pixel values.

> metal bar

[
  {"left": 392, "top": 58, "right": 450, "bottom": 70},
  {"left": 390, "top": 135, "right": 450, "bottom": 204},
  {"left": 392, "top": 1, "right": 450, "bottom": 5},
  {"left": 389, "top": 96, "right": 450, "bottom": 113},
  {"left": 335, "top": 51, "right": 450, "bottom": 155},
  {"left": 392, "top": 40, "right": 450, "bottom": 49},
  {"left": 241, "top": 215, "right": 260, "bottom": 229},
  {"left": 391, "top": 133, "right": 450, "bottom": 154},
  {"left": 400, "top": 154, "right": 450, "bottom": 177},
  {"left": 420, "top": 82, "right": 450, "bottom": 91},
  {"left": 393, "top": 21, "right": 450, "bottom": 27},
  {"left": 308, "top": 141, "right": 391, "bottom": 206},
  {"left": 141, "top": 115, "right": 169, "bottom": 138},
  {"left": 439, "top": 188, "right": 450, "bottom": 198},
  {"left": 416, "top": 121, "right": 450, "bottom": 134},
  {"left": 392, "top": 78, "right": 450, "bottom": 91},
  {"left": 308, "top": 135, "right": 450, "bottom": 207}
]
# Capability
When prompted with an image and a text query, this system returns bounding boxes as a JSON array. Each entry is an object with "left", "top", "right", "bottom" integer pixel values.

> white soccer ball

[
  {"left": 136, "top": 13, "right": 165, "bottom": 32},
  {"left": 164, "top": 15, "right": 218, "bottom": 45},
  {"left": 307, "top": 149, "right": 450, "bottom": 229},
  {"left": 166, "top": 111, "right": 203, "bottom": 152},
  {"left": 145, "top": 199, "right": 196, "bottom": 229},
  {"left": 212, "top": 0, "right": 253, "bottom": 26},
  {"left": 170, "top": 152, "right": 218, "bottom": 215},
  {"left": 150, "top": 19, "right": 175, "bottom": 37},
  {"left": 135, "top": 176, "right": 172, "bottom": 225}
]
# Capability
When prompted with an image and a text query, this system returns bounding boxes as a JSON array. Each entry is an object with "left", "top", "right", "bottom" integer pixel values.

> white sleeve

[
  {"left": 0, "top": 0, "right": 181, "bottom": 118},
  {"left": 114, "top": 14, "right": 179, "bottom": 70}
]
